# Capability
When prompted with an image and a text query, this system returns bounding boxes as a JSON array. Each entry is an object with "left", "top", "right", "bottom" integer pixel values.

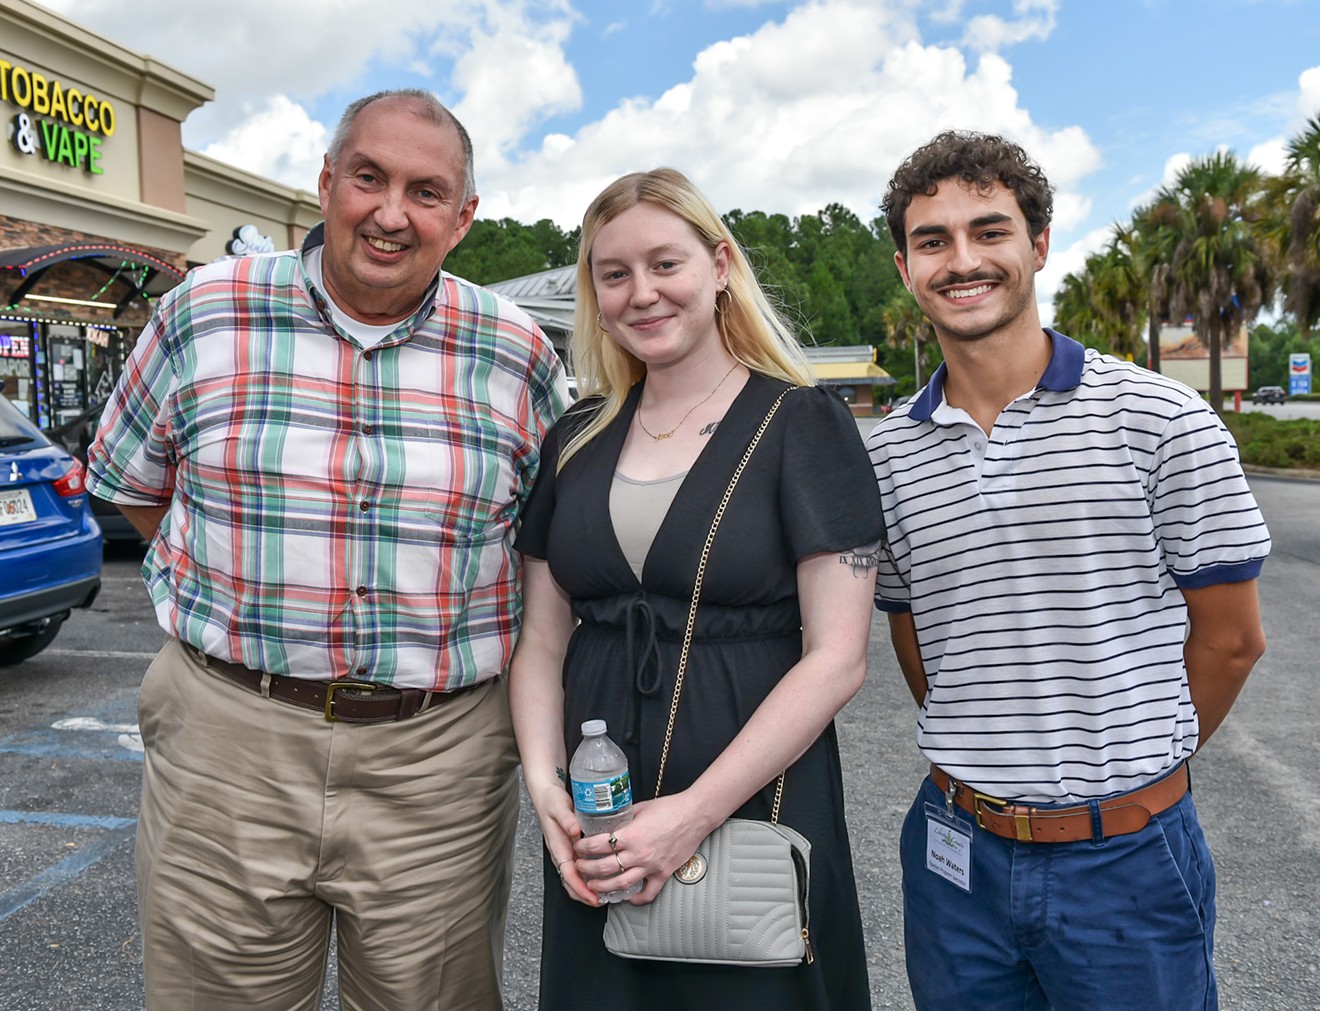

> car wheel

[{"left": 0, "top": 616, "right": 65, "bottom": 666}]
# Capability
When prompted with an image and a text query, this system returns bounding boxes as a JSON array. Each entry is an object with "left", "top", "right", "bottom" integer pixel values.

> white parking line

[
  {"left": 44, "top": 649, "right": 159, "bottom": 659},
  {"left": 52, "top": 717, "right": 144, "bottom": 753}
]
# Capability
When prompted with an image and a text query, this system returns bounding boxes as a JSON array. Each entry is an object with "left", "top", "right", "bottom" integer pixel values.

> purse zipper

[{"left": 792, "top": 840, "right": 813, "bottom": 964}]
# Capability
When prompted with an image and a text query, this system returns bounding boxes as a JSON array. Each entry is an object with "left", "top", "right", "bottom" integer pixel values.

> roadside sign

[{"left": 1290, "top": 353, "right": 1312, "bottom": 396}]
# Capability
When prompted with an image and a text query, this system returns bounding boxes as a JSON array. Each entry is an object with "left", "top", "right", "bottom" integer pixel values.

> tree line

[
  {"left": 445, "top": 114, "right": 1320, "bottom": 402},
  {"left": 1053, "top": 114, "right": 1320, "bottom": 404},
  {"left": 442, "top": 204, "right": 925, "bottom": 393}
]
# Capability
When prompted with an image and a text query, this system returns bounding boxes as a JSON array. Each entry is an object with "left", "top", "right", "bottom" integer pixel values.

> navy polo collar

[{"left": 907, "top": 328, "right": 1084, "bottom": 422}]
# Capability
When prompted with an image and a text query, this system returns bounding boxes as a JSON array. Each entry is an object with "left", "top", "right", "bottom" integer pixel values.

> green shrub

[{"left": 1221, "top": 413, "right": 1320, "bottom": 470}]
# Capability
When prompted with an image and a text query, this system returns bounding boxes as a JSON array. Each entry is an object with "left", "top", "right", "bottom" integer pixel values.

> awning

[
  {"left": 810, "top": 361, "right": 895, "bottom": 386},
  {"left": 0, "top": 242, "right": 186, "bottom": 318}
]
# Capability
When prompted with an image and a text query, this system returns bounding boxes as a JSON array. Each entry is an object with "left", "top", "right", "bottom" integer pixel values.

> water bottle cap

[{"left": 580, "top": 719, "right": 607, "bottom": 736}]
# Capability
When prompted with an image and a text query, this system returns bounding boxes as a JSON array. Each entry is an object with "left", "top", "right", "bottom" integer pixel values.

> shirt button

[
  {"left": 360, "top": 500, "right": 370, "bottom": 511},
  {"left": 357, "top": 666, "right": 368, "bottom": 677},
  {"left": 362, "top": 424, "right": 374, "bottom": 435},
  {"left": 356, "top": 585, "right": 368, "bottom": 597},
  {"left": 364, "top": 350, "right": 373, "bottom": 361}
]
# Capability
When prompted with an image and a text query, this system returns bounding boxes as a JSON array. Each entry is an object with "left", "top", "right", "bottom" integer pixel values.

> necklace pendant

[{"left": 653, "top": 431, "right": 673, "bottom": 441}]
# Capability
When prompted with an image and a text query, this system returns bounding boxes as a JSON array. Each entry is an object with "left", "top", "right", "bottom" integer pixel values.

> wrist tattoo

[{"left": 555, "top": 766, "right": 568, "bottom": 786}]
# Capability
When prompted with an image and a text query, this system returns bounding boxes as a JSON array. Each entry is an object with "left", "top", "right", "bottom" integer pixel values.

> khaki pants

[{"left": 136, "top": 638, "right": 520, "bottom": 1011}]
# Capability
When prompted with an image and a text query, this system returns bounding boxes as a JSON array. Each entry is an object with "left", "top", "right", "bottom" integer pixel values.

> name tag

[{"left": 925, "top": 803, "right": 972, "bottom": 892}]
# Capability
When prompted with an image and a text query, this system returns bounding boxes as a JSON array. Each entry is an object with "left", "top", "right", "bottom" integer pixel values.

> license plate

[{"left": 0, "top": 487, "right": 36, "bottom": 526}]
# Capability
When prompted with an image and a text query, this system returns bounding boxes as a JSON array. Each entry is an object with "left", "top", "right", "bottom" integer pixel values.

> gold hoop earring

[
  {"left": 596, "top": 311, "right": 609, "bottom": 333},
  {"left": 715, "top": 287, "right": 732, "bottom": 315}
]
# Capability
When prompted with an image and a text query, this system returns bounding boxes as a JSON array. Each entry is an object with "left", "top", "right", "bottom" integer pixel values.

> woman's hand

[
  {"left": 510, "top": 558, "right": 596, "bottom": 904},
  {"left": 572, "top": 795, "right": 718, "bottom": 904},
  {"left": 529, "top": 780, "right": 599, "bottom": 906}
]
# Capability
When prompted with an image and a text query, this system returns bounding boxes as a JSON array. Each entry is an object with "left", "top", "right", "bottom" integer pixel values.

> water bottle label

[{"left": 571, "top": 771, "right": 632, "bottom": 814}]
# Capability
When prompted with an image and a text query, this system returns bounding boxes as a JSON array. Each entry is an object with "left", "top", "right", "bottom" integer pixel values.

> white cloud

[
  {"left": 450, "top": 20, "right": 582, "bottom": 164},
  {"left": 1299, "top": 65, "right": 1320, "bottom": 116},
  {"left": 43, "top": 0, "right": 580, "bottom": 190},
  {"left": 44, "top": 0, "right": 479, "bottom": 139},
  {"left": 200, "top": 95, "right": 328, "bottom": 189},
  {"left": 962, "top": 0, "right": 1057, "bottom": 52},
  {"left": 1159, "top": 153, "right": 1192, "bottom": 189},
  {"left": 1038, "top": 223, "right": 1113, "bottom": 328},
  {"left": 1221, "top": 65, "right": 1320, "bottom": 181},
  {"left": 43, "top": 0, "right": 1101, "bottom": 253},
  {"left": 1247, "top": 139, "right": 1288, "bottom": 176},
  {"left": 480, "top": 0, "right": 1098, "bottom": 235}
]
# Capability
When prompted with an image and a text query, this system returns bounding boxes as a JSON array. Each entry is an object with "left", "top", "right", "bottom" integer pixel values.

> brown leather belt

[
  {"left": 930, "top": 763, "right": 1189, "bottom": 843},
  {"left": 196, "top": 649, "right": 477, "bottom": 724}
]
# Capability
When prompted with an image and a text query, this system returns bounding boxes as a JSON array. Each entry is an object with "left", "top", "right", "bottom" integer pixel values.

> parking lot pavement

[{"left": 2, "top": 477, "right": 1317, "bottom": 1009}]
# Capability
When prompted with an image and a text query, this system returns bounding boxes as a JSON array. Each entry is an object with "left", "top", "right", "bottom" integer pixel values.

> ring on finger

[
  {"left": 615, "top": 853, "right": 626, "bottom": 873},
  {"left": 608, "top": 833, "right": 618, "bottom": 851}
]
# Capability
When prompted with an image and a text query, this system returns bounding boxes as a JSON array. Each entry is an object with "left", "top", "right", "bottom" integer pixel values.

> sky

[{"left": 41, "top": 0, "right": 1320, "bottom": 325}]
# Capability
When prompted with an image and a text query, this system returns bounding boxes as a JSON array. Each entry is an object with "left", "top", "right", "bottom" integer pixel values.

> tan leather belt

[
  {"left": 930, "top": 763, "right": 1189, "bottom": 843},
  {"left": 196, "top": 649, "right": 477, "bottom": 723}
]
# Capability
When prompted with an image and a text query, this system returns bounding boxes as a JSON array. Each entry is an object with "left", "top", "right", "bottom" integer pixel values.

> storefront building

[{"left": 1, "top": 0, "right": 320, "bottom": 434}]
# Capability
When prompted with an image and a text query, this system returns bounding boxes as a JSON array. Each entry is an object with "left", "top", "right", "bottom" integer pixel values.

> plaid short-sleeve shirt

[{"left": 88, "top": 228, "right": 566, "bottom": 689}]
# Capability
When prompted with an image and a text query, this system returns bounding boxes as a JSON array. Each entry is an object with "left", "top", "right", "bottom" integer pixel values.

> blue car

[{"left": 0, "top": 389, "right": 102, "bottom": 665}]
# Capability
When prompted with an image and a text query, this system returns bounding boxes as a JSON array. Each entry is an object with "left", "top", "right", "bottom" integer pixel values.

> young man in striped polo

[{"left": 866, "top": 130, "right": 1269, "bottom": 1010}]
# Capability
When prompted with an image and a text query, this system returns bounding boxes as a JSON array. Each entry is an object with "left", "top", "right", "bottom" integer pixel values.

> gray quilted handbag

[
  {"left": 602, "top": 390, "right": 813, "bottom": 967},
  {"left": 603, "top": 817, "right": 811, "bottom": 965}
]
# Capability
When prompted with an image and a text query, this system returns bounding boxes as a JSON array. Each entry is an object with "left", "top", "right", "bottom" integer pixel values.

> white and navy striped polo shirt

[{"left": 867, "top": 330, "right": 1270, "bottom": 803}]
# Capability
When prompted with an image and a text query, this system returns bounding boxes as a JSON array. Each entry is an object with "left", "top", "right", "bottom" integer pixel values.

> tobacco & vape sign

[{"left": 3, "top": 59, "right": 115, "bottom": 175}]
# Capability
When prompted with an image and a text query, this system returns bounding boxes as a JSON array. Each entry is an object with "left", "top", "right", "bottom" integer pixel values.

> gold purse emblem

[{"left": 673, "top": 852, "right": 707, "bottom": 884}]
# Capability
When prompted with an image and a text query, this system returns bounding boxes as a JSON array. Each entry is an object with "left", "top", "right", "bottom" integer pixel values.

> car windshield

[{"left": 0, "top": 395, "right": 47, "bottom": 449}]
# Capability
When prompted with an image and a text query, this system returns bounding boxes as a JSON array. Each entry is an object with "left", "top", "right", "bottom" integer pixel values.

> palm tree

[
  {"left": 1264, "top": 115, "right": 1320, "bottom": 339},
  {"left": 882, "top": 291, "right": 936, "bottom": 391},
  {"left": 1130, "top": 201, "right": 1179, "bottom": 375},
  {"left": 1052, "top": 268, "right": 1094, "bottom": 341},
  {"left": 1150, "top": 152, "right": 1273, "bottom": 410},
  {"left": 1051, "top": 228, "right": 1146, "bottom": 361}
]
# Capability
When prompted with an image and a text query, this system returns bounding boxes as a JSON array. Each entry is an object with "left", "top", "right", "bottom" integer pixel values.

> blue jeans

[{"left": 900, "top": 772, "right": 1218, "bottom": 1011}]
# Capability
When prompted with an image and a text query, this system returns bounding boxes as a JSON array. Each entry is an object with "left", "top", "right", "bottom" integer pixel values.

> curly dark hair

[{"left": 882, "top": 130, "right": 1054, "bottom": 253}]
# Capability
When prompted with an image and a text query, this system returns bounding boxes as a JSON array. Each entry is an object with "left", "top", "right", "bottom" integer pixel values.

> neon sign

[{"left": 2, "top": 60, "right": 114, "bottom": 175}]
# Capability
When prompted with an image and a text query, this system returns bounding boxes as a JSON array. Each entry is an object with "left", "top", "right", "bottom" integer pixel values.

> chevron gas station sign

[{"left": 1290, "top": 353, "right": 1311, "bottom": 397}]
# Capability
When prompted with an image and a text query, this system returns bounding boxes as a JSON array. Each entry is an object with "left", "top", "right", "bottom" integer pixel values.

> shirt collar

[
  {"left": 297, "top": 222, "right": 441, "bottom": 338},
  {"left": 907, "top": 328, "right": 1084, "bottom": 422}
]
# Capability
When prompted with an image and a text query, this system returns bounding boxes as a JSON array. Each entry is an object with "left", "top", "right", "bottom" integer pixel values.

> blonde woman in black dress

[{"left": 509, "top": 168, "right": 883, "bottom": 1009}]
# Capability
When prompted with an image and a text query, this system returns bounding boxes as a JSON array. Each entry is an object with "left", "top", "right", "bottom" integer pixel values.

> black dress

[{"left": 516, "top": 373, "right": 883, "bottom": 1010}]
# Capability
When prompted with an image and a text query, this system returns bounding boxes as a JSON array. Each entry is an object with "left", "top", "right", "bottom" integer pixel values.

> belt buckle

[
  {"left": 324, "top": 680, "right": 379, "bottom": 721},
  {"left": 973, "top": 790, "right": 1034, "bottom": 842}
]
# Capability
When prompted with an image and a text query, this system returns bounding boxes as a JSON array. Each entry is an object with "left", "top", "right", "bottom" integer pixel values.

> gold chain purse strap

[{"left": 651, "top": 386, "right": 794, "bottom": 822}]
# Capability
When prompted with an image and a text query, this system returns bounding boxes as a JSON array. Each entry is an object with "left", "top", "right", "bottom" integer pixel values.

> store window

[
  {"left": 47, "top": 324, "right": 88, "bottom": 428},
  {"left": 0, "top": 320, "right": 123, "bottom": 429},
  {"left": 0, "top": 322, "right": 37, "bottom": 419}
]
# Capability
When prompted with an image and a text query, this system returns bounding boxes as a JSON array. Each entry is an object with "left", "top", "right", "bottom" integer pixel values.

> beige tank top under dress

[{"left": 609, "top": 470, "right": 687, "bottom": 580}]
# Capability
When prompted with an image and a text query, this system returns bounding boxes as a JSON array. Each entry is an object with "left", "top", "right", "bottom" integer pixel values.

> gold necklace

[{"left": 637, "top": 363, "right": 739, "bottom": 441}]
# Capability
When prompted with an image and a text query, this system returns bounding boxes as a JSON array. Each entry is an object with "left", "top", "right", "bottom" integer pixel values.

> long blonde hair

[{"left": 559, "top": 167, "right": 814, "bottom": 470}]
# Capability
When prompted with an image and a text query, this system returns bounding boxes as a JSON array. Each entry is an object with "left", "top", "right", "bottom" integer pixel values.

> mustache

[{"left": 931, "top": 271, "right": 1003, "bottom": 288}]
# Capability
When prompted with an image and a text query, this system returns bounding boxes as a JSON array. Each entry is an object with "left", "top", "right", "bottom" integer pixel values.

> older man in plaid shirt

[{"left": 88, "top": 89, "right": 565, "bottom": 1011}]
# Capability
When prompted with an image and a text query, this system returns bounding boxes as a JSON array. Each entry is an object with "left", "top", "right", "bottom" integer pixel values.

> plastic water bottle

[{"left": 569, "top": 719, "right": 644, "bottom": 902}]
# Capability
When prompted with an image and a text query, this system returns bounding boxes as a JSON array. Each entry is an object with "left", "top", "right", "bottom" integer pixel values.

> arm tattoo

[
  {"left": 556, "top": 766, "right": 569, "bottom": 786},
  {"left": 839, "top": 542, "right": 883, "bottom": 578}
]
